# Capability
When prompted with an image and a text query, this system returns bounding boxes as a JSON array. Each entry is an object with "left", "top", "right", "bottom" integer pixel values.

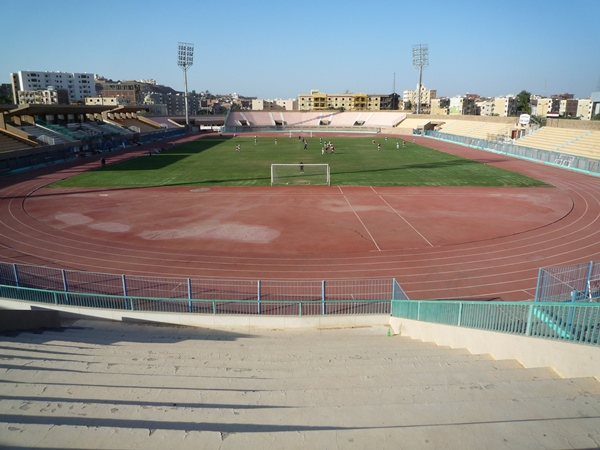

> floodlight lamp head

[
  {"left": 412, "top": 44, "right": 429, "bottom": 70},
  {"left": 177, "top": 42, "right": 194, "bottom": 69}
]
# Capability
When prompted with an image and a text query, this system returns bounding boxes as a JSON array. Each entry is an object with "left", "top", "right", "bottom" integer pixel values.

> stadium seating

[
  {"left": 2, "top": 318, "right": 599, "bottom": 448},
  {"left": 516, "top": 127, "right": 588, "bottom": 151},
  {"left": 0, "top": 131, "right": 35, "bottom": 152}
]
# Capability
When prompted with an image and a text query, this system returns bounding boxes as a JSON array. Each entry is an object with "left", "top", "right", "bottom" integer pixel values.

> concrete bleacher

[
  {"left": 19, "top": 124, "right": 76, "bottom": 145},
  {"left": 226, "top": 111, "right": 408, "bottom": 130},
  {"left": 1, "top": 318, "right": 599, "bottom": 448},
  {"left": 557, "top": 131, "right": 600, "bottom": 159},
  {"left": 515, "top": 127, "right": 588, "bottom": 152},
  {"left": 0, "top": 130, "right": 36, "bottom": 152},
  {"left": 112, "top": 118, "right": 159, "bottom": 133}
]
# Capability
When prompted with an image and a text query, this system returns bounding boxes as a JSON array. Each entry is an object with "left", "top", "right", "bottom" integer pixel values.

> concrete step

[{"left": 1, "top": 319, "right": 599, "bottom": 450}]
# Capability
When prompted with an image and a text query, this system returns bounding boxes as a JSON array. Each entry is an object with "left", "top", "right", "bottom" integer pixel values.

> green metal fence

[
  {"left": 0, "top": 284, "right": 391, "bottom": 317},
  {"left": 391, "top": 299, "right": 600, "bottom": 346}
]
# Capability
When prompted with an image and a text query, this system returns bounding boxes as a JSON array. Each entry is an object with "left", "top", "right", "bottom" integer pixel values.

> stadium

[{"left": 1, "top": 105, "right": 600, "bottom": 448}]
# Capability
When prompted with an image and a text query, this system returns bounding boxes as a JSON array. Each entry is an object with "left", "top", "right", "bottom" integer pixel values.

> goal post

[{"left": 271, "top": 164, "right": 330, "bottom": 186}]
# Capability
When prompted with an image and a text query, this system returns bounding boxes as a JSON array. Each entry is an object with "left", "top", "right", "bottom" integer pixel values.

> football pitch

[{"left": 50, "top": 135, "right": 551, "bottom": 188}]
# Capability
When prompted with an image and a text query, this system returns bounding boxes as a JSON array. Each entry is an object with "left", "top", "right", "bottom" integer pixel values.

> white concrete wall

[{"left": 391, "top": 317, "right": 600, "bottom": 380}]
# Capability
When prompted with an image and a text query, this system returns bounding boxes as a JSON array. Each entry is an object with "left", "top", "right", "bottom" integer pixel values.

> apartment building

[
  {"left": 298, "top": 90, "right": 384, "bottom": 111},
  {"left": 11, "top": 70, "right": 96, "bottom": 104},
  {"left": 18, "top": 87, "right": 69, "bottom": 105},
  {"left": 402, "top": 84, "right": 437, "bottom": 112}
]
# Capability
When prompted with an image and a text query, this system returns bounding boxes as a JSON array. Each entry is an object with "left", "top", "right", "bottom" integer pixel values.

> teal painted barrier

[{"left": 391, "top": 299, "right": 600, "bottom": 347}]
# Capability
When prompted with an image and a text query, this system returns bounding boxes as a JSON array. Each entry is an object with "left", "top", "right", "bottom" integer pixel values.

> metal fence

[
  {"left": 426, "top": 130, "right": 600, "bottom": 176},
  {"left": 391, "top": 299, "right": 600, "bottom": 347},
  {"left": 0, "top": 262, "right": 394, "bottom": 316},
  {"left": 535, "top": 261, "right": 600, "bottom": 302}
]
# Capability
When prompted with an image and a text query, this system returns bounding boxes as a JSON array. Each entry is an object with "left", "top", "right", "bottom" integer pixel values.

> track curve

[{"left": 1, "top": 135, "right": 598, "bottom": 301}]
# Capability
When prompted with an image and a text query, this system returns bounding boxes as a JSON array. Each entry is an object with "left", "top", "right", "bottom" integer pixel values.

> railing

[
  {"left": 0, "top": 284, "right": 391, "bottom": 316},
  {"left": 391, "top": 299, "right": 600, "bottom": 347},
  {"left": 425, "top": 130, "right": 600, "bottom": 176},
  {"left": 535, "top": 261, "right": 600, "bottom": 302}
]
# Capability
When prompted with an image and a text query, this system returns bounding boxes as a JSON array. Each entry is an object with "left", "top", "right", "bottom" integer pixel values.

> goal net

[{"left": 271, "top": 164, "right": 330, "bottom": 186}]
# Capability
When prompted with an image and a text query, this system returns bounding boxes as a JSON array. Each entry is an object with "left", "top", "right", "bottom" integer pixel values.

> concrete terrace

[{"left": 1, "top": 318, "right": 600, "bottom": 449}]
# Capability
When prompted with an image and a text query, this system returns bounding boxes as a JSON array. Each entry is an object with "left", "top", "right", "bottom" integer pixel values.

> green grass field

[{"left": 50, "top": 135, "right": 551, "bottom": 188}]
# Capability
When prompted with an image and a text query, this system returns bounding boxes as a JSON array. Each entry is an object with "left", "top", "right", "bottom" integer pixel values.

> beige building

[
  {"left": 252, "top": 98, "right": 297, "bottom": 111},
  {"left": 298, "top": 90, "right": 381, "bottom": 111},
  {"left": 85, "top": 96, "right": 129, "bottom": 107},
  {"left": 17, "top": 87, "right": 69, "bottom": 105},
  {"left": 402, "top": 84, "right": 436, "bottom": 112},
  {"left": 449, "top": 96, "right": 477, "bottom": 115},
  {"left": 430, "top": 98, "right": 449, "bottom": 115},
  {"left": 576, "top": 99, "right": 592, "bottom": 120}
]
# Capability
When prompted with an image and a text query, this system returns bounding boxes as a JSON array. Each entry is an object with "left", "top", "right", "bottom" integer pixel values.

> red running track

[{"left": 0, "top": 134, "right": 599, "bottom": 301}]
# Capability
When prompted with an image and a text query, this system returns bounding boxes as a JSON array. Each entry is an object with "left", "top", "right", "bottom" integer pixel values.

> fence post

[
  {"left": 122, "top": 275, "right": 131, "bottom": 310},
  {"left": 299, "top": 301, "right": 302, "bottom": 317},
  {"left": 62, "top": 269, "right": 70, "bottom": 304},
  {"left": 257, "top": 280, "right": 261, "bottom": 315},
  {"left": 457, "top": 302, "right": 463, "bottom": 327},
  {"left": 12, "top": 264, "right": 19, "bottom": 287},
  {"left": 321, "top": 280, "right": 326, "bottom": 315},
  {"left": 187, "top": 278, "right": 192, "bottom": 313},
  {"left": 534, "top": 268, "right": 544, "bottom": 302},
  {"left": 392, "top": 278, "right": 397, "bottom": 300},
  {"left": 525, "top": 305, "right": 534, "bottom": 336},
  {"left": 584, "top": 261, "right": 594, "bottom": 299}
]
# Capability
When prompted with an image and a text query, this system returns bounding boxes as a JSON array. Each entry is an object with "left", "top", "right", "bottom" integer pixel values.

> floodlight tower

[
  {"left": 412, "top": 44, "right": 429, "bottom": 114},
  {"left": 177, "top": 42, "right": 194, "bottom": 128}
]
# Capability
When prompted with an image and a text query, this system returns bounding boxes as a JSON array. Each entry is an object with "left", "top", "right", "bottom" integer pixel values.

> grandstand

[
  {"left": 515, "top": 127, "right": 600, "bottom": 160},
  {"left": 0, "top": 104, "right": 185, "bottom": 174},
  {"left": 224, "top": 110, "right": 408, "bottom": 132},
  {"left": 437, "top": 120, "right": 514, "bottom": 140},
  {"left": 0, "top": 129, "right": 37, "bottom": 153}
]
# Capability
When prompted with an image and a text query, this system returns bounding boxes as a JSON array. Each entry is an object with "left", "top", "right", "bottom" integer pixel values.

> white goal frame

[{"left": 271, "top": 163, "right": 330, "bottom": 186}]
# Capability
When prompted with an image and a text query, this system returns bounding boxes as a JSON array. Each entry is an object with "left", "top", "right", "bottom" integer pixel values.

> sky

[{"left": 1, "top": 0, "right": 599, "bottom": 100}]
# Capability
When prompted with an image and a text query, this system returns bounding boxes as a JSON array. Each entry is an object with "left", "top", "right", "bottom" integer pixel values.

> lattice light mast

[
  {"left": 177, "top": 42, "right": 194, "bottom": 128},
  {"left": 412, "top": 44, "right": 429, "bottom": 114}
]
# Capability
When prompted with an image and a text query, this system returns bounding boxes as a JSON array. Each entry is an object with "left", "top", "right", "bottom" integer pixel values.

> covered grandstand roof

[{"left": 3, "top": 104, "right": 116, "bottom": 118}]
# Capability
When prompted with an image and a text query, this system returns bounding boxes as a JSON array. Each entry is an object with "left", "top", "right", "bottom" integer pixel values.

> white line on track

[
  {"left": 338, "top": 186, "right": 381, "bottom": 251},
  {"left": 370, "top": 186, "right": 434, "bottom": 248}
]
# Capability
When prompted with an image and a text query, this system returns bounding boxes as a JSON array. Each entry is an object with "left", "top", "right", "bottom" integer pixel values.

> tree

[
  {"left": 403, "top": 101, "right": 412, "bottom": 111},
  {"left": 592, "top": 113, "right": 600, "bottom": 121},
  {"left": 516, "top": 90, "right": 532, "bottom": 114}
]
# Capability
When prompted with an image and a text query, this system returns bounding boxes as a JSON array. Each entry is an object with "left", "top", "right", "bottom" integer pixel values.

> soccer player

[{"left": 300, "top": 162, "right": 304, "bottom": 173}]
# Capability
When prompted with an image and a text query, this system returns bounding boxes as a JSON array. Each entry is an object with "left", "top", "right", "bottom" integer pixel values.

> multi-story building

[
  {"left": 96, "top": 80, "right": 143, "bottom": 106},
  {"left": 494, "top": 96, "right": 518, "bottom": 117},
  {"left": 11, "top": 70, "right": 95, "bottom": 104},
  {"left": 85, "top": 96, "right": 129, "bottom": 107},
  {"left": 448, "top": 96, "right": 476, "bottom": 115},
  {"left": 298, "top": 90, "right": 385, "bottom": 111},
  {"left": 252, "top": 98, "right": 297, "bottom": 111},
  {"left": 559, "top": 99, "right": 579, "bottom": 118},
  {"left": 430, "top": 98, "right": 450, "bottom": 115},
  {"left": 531, "top": 97, "right": 560, "bottom": 117},
  {"left": 477, "top": 96, "right": 518, "bottom": 117},
  {"left": 18, "top": 87, "right": 69, "bottom": 105},
  {"left": 402, "top": 84, "right": 436, "bottom": 112},
  {"left": 576, "top": 98, "right": 592, "bottom": 120},
  {"left": 589, "top": 91, "right": 600, "bottom": 118}
]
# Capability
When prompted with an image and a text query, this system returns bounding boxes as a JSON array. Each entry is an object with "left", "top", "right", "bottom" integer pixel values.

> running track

[{"left": 0, "top": 134, "right": 599, "bottom": 301}]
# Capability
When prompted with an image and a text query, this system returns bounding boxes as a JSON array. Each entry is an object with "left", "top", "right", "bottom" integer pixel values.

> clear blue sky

[{"left": 1, "top": 0, "right": 598, "bottom": 99}]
